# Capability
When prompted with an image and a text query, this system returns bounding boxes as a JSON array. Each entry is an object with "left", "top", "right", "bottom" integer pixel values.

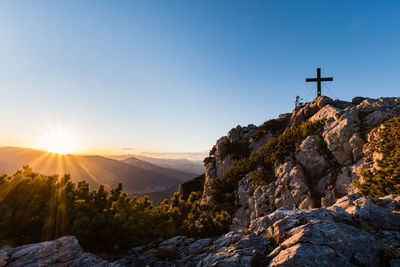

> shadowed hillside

[
  {"left": 0, "top": 147, "right": 195, "bottom": 195},
  {"left": 108, "top": 154, "right": 204, "bottom": 174}
]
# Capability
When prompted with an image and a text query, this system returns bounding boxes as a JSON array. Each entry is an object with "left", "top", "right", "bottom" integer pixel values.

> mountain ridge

[
  {"left": 107, "top": 154, "right": 204, "bottom": 174},
  {"left": 0, "top": 146, "right": 196, "bottom": 197}
]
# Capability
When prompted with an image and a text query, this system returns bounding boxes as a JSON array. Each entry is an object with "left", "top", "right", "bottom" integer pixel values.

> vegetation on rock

[
  {"left": 356, "top": 117, "right": 400, "bottom": 197},
  {"left": 219, "top": 139, "right": 250, "bottom": 160},
  {"left": 179, "top": 173, "right": 205, "bottom": 200},
  {"left": 252, "top": 117, "right": 289, "bottom": 141},
  {"left": 209, "top": 119, "right": 325, "bottom": 213}
]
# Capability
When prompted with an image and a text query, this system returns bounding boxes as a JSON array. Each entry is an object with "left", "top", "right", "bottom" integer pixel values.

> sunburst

[{"left": 40, "top": 126, "right": 79, "bottom": 154}]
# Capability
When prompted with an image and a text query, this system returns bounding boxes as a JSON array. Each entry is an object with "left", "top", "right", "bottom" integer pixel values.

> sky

[{"left": 0, "top": 1, "right": 399, "bottom": 157}]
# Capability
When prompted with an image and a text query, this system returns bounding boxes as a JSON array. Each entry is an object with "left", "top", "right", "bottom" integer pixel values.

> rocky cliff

[
  {"left": 202, "top": 96, "right": 400, "bottom": 230},
  {"left": 1, "top": 96, "right": 400, "bottom": 266}
]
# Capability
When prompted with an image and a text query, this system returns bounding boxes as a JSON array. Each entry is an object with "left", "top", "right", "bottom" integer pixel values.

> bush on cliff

[
  {"left": 179, "top": 174, "right": 205, "bottom": 200},
  {"left": 356, "top": 117, "right": 400, "bottom": 197},
  {"left": 219, "top": 139, "right": 250, "bottom": 160},
  {"left": 253, "top": 117, "right": 289, "bottom": 141}
]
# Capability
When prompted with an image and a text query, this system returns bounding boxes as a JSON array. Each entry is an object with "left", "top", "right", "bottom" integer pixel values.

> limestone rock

[
  {"left": 159, "top": 236, "right": 188, "bottom": 248},
  {"left": 232, "top": 173, "right": 277, "bottom": 230},
  {"left": 0, "top": 249, "right": 9, "bottom": 267},
  {"left": 335, "top": 160, "right": 363, "bottom": 196},
  {"left": 202, "top": 124, "right": 257, "bottom": 202},
  {"left": 365, "top": 109, "right": 394, "bottom": 128},
  {"left": 291, "top": 96, "right": 333, "bottom": 127},
  {"left": 321, "top": 188, "right": 335, "bottom": 208},
  {"left": 314, "top": 173, "right": 332, "bottom": 195},
  {"left": 186, "top": 238, "right": 214, "bottom": 255},
  {"left": 334, "top": 194, "right": 400, "bottom": 230},
  {"left": 5, "top": 236, "right": 107, "bottom": 267},
  {"left": 232, "top": 174, "right": 255, "bottom": 229},
  {"left": 274, "top": 163, "right": 313, "bottom": 210},
  {"left": 269, "top": 220, "right": 381, "bottom": 267},
  {"left": 295, "top": 135, "right": 329, "bottom": 178},
  {"left": 322, "top": 107, "right": 362, "bottom": 165},
  {"left": 200, "top": 234, "right": 268, "bottom": 267},
  {"left": 249, "top": 131, "right": 273, "bottom": 152},
  {"left": 357, "top": 97, "right": 400, "bottom": 113},
  {"left": 309, "top": 104, "right": 342, "bottom": 123},
  {"left": 213, "top": 231, "right": 243, "bottom": 249},
  {"left": 250, "top": 205, "right": 385, "bottom": 266}
]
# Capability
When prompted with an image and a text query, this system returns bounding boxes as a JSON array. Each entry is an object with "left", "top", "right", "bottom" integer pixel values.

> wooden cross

[{"left": 305, "top": 68, "right": 333, "bottom": 97}]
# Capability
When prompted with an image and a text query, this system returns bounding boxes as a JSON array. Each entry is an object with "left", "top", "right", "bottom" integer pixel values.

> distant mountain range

[
  {"left": 107, "top": 154, "right": 205, "bottom": 174},
  {"left": 0, "top": 147, "right": 199, "bottom": 201}
]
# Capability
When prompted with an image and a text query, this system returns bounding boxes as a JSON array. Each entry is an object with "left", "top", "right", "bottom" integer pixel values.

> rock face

[
  {"left": 295, "top": 135, "right": 329, "bottom": 177},
  {"left": 144, "top": 194, "right": 400, "bottom": 266},
  {"left": 0, "top": 236, "right": 107, "bottom": 267},
  {"left": 201, "top": 124, "right": 258, "bottom": 203},
  {"left": 110, "top": 96, "right": 399, "bottom": 266},
  {"left": 201, "top": 96, "right": 400, "bottom": 230}
]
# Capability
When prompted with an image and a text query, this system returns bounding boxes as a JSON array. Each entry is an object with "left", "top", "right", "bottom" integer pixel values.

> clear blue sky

[{"left": 0, "top": 1, "right": 399, "bottom": 155}]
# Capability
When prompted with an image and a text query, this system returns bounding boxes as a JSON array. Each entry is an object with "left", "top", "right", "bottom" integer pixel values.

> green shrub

[
  {"left": 355, "top": 117, "right": 400, "bottom": 197},
  {"left": 203, "top": 156, "right": 215, "bottom": 165},
  {"left": 0, "top": 167, "right": 230, "bottom": 254},
  {"left": 219, "top": 139, "right": 250, "bottom": 160},
  {"left": 179, "top": 174, "right": 205, "bottom": 200},
  {"left": 253, "top": 118, "right": 289, "bottom": 141},
  {"left": 250, "top": 168, "right": 274, "bottom": 186},
  {"left": 209, "top": 145, "right": 216, "bottom": 156}
]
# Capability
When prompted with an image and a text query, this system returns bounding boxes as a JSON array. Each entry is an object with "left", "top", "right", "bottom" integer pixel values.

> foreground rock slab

[{"left": 0, "top": 236, "right": 107, "bottom": 267}]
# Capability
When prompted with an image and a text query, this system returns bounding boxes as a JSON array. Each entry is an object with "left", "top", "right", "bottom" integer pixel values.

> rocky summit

[{"left": 1, "top": 96, "right": 400, "bottom": 266}]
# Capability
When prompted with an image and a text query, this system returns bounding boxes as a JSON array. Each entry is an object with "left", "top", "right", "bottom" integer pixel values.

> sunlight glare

[{"left": 40, "top": 126, "right": 79, "bottom": 154}]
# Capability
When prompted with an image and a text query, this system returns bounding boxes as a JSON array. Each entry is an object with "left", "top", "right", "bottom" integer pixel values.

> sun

[{"left": 40, "top": 127, "right": 79, "bottom": 154}]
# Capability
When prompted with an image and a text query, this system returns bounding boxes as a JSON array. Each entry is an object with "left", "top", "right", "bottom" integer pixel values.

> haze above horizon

[{"left": 0, "top": 1, "right": 399, "bottom": 154}]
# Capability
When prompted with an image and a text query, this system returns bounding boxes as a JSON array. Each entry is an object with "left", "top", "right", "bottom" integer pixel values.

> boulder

[
  {"left": 309, "top": 104, "right": 342, "bottom": 123},
  {"left": 5, "top": 236, "right": 107, "bottom": 267},
  {"left": 0, "top": 248, "right": 9, "bottom": 267},
  {"left": 357, "top": 97, "right": 400, "bottom": 113},
  {"left": 186, "top": 238, "right": 214, "bottom": 255},
  {"left": 295, "top": 135, "right": 330, "bottom": 178},
  {"left": 250, "top": 206, "right": 383, "bottom": 266},
  {"left": 232, "top": 174, "right": 256, "bottom": 229},
  {"left": 291, "top": 96, "right": 333, "bottom": 127},
  {"left": 274, "top": 163, "right": 313, "bottom": 210},
  {"left": 334, "top": 160, "right": 363, "bottom": 196},
  {"left": 322, "top": 107, "right": 362, "bottom": 165},
  {"left": 232, "top": 174, "right": 276, "bottom": 229},
  {"left": 213, "top": 232, "right": 243, "bottom": 249},
  {"left": 334, "top": 194, "right": 400, "bottom": 230},
  {"left": 364, "top": 110, "right": 393, "bottom": 128},
  {"left": 249, "top": 131, "right": 273, "bottom": 152},
  {"left": 268, "top": 220, "right": 381, "bottom": 267},
  {"left": 201, "top": 234, "right": 268, "bottom": 267}
]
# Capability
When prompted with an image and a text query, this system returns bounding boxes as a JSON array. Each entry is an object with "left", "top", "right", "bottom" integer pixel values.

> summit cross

[{"left": 305, "top": 68, "right": 333, "bottom": 97}]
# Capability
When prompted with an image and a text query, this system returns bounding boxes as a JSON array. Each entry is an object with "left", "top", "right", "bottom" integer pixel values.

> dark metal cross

[{"left": 306, "top": 68, "right": 333, "bottom": 97}]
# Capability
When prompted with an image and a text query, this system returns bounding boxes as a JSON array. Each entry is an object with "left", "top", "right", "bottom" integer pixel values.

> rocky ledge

[{"left": 1, "top": 194, "right": 399, "bottom": 266}]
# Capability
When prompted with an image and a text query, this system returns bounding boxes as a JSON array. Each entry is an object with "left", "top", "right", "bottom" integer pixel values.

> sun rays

[{"left": 39, "top": 125, "right": 80, "bottom": 154}]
